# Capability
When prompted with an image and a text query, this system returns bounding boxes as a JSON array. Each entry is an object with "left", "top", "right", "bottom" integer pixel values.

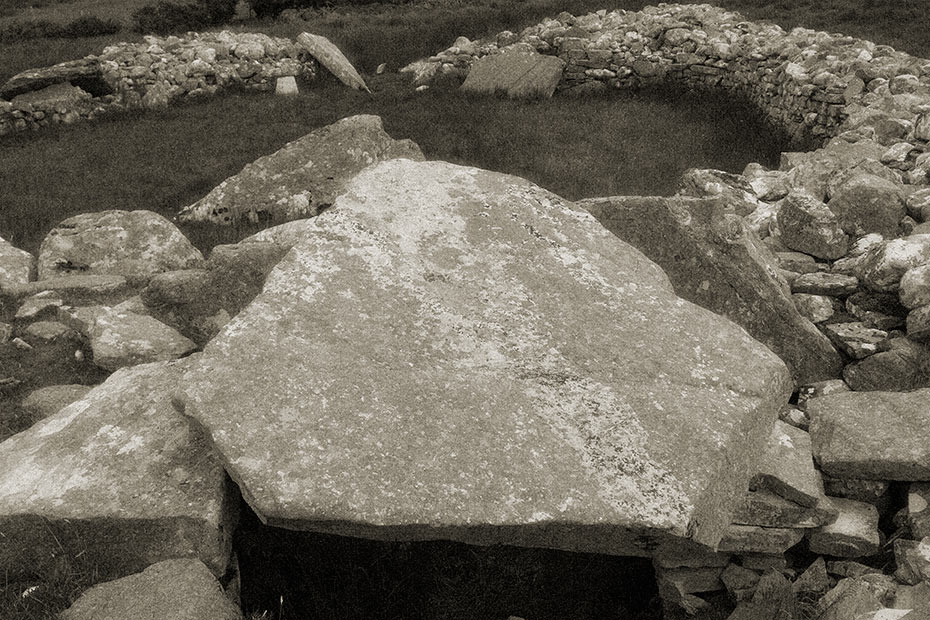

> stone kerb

[
  {"left": 0, "top": 31, "right": 318, "bottom": 136},
  {"left": 410, "top": 3, "right": 930, "bottom": 145}
]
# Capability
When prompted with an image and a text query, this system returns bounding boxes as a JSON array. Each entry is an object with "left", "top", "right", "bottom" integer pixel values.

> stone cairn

[
  {"left": 1, "top": 3, "right": 930, "bottom": 619},
  {"left": 0, "top": 31, "right": 319, "bottom": 136}
]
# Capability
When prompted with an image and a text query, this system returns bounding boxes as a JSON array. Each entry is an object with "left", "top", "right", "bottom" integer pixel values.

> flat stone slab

[
  {"left": 0, "top": 58, "right": 112, "bottom": 100},
  {"left": 750, "top": 419, "right": 824, "bottom": 507},
  {"left": 462, "top": 45, "right": 566, "bottom": 99},
  {"left": 178, "top": 159, "right": 792, "bottom": 557},
  {"left": 808, "top": 497, "right": 880, "bottom": 558},
  {"left": 732, "top": 490, "right": 837, "bottom": 529},
  {"left": 177, "top": 115, "right": 423, "bottom": 226},
  {"left": 296, "top": 32, "right": 369, "bottom": 92},
  {"left": 60, "top": 559, "right": 242, "bottom": 620},
  {"left": 808, "top": 389, "right": 930, "bottom": 480},
  {"left": 38, "top": 210, "right": 202, "bottom": 281},
  {"left": 0, "top": 361, "right": 234, "bottom": 582}
]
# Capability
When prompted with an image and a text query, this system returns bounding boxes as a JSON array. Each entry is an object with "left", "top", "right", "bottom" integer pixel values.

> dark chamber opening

[{"left": 234, "top": 498, "right": 662, "bottom": 620}]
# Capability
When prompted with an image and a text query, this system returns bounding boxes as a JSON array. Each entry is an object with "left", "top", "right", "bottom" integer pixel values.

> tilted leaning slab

[{"left": 177, "top": 158, "right": 792, "bottom": 556}]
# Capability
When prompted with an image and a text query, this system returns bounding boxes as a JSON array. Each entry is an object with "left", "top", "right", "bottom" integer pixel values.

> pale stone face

[{"left": 178, "top": 159, "right": 791, "bottom": 557}]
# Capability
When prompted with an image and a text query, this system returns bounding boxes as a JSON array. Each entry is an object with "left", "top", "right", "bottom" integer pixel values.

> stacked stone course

[{"left": 0, "top": 31, "right": 318, "bottom": 136}]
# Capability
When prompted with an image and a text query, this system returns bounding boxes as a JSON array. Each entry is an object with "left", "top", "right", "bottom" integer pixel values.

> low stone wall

[
  {"left": 0, "top": 31, "right": 318, "bottom": 136},
  {"left": 412, "top": 2, "right": 930, "bottom": 145}
]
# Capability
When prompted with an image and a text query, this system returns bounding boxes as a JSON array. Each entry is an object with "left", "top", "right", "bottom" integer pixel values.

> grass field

[{"left": 0, "top": 0, "right": 925, "bottom": 618}]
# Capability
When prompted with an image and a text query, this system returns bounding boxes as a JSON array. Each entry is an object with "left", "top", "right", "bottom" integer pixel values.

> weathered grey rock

[
  {"left": 894, "top": 580, "right": 930, "bottom": 610},
  {"left": 743, "top": 163, "right": 789, "bottom": 202},
  {"left": 828, "top": 173, "right": 907, "bottom": 237},
  {"left": 656, "top": 565, "right": 724, "bottom": 594},
  {"left": 750, "top": 420, "right": 824, "bottom": 507},
  {"left": 717, "top": 525, "right": 804, "bottom": 554},
  {"left": 584, "top": 195, "right": 842, "bottom": 386},
  {"left": 731, "top": 490, "right": 837, "bottom": 528},
  {"left": 275, "top": 75, "right": 298, "bottom": 96},
  {"left": 895, "top": 537, "right": 930, "bottom": 585},
  {"left": 726, "top": 569, "right": 796, "bottom": 620},
  {"left": 11, "top": 82, "right": 92, "bottom": 109},
  {"left": 777, "top": 251, "right": 824, "bottom": 274},
  {"left": 20, "top": 384, "right": 92, "bottom": 421},
  {"left": 815, "top": 578, "right": 883, "bottom": 620},
  {"left": 843, "top": 337, "right": 930, "bottom": 391},
  {"left": 846, "top": 290, "right": 908, "bottom": 330},
  {"left": 720, "top": 563, "right": 760, "bottom": 601},
  {"left": 907, "top": 305, "right": 930, "bottom": 341},
  {"left": 909, "top": 483, "right": 930, "bottom": 539},
  {"left": 809, "top": 389, "right": 930, "bottom": 480},
  {"left": 793, "top": 556, "right": 830, "bottom": 595},
  {"left": 58, "top": 305, "right": 197, "bottom": 371},
  {"left": 0, "top": 361, "right": 235, "bottom": 583},
  {"left": 462, "top": 45, "right": 565, "bottom": 99},
  {"left": 808, "top": 497, "right": 881, "bottom": 558},
  {"left": 823, "top": 322, "right": 890, "bottom": 359},
  {"left": 14, "top": 292, "right": 63, "bottom": 321},
  {"left": 0, "top": 236, "right": 34, "bottom": 287},
  {"left": 793, "top": 293, "right": 835, "bottom": 324},
  {"left": 782, "top": 141, "right": 887, "bottom": 202},
  {"left": 178, "top": 160, "right": 792, "bottom": 557},
  {"left": 857, "top": 235, "right": 930, "bottom": 292},
  {"left": 791, "top": 272, "right": 859, "bottom": 296},
  {"left": 677, "top": 168, "right": 762, "bottom": 217},
  {"left": 777, "top": 192, "right": 849, "bottom": 259},
  {"left": 38, "top": 210, "right": 203, "bottom": 281},
  {"left": 60, "top": 558, "right": 242, "bottom": 620},
  {"left": 822, "top": 475, "right": 889, "bottom": 504},
  {"left": 177, "top": 116, "right": 423, "bottom": 226},
  {"left": 797, "top": 379, "right": 850, "bottom": 412},
  {"left": 900, "top": 264, "right": 930, "bottom": 309},
  {"left": 24, "top": 320, "right": 74, "bottom": 342},
  {"left": 739, "top": 553, "right": 787, "bottom": 571},
  {"left": 779, "top": 405, "right": 810, "bottom": 430},
  {"left": 0, "top": 274, "right": 130, "bottom": 306},
  {"left": 296, "top": 32, "right": 369, "bottom": 92},
  {"left": 0, "top": 58, "right": 111, "bottom": 99}
]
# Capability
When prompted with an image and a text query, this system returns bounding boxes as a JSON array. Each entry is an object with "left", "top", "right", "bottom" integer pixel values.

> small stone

[
  {"left": 908, "top": 483, "right": 930, "bottom": 539},
  {"left": 857, "top": 235, "right": 930, "bottom": 293},
  {"left": 14, "top": 293, "right": 63, "bottom": 321},
  {"left": 827, "top": 173, "right": 906, "bottom": 237},
  {"left": 822, "top": 322, "right": 890, "bottom": 359},
  {"left": 376, "top": 63, "right": 387, "bottom": 75},
  {"left": 808, "top": 497, "right": 881, "bottom": 558},
  {"left": 793, "top": 293, "right": 835, "bottom": 323},
  {"left": 0, "top": 235, "right": 34, "bottom": 286},
  {"left": 881, "top": 142, "right": 918, "bottom": 166},
  {"left": 0, "top": 323, "right": 10, "bottom": 343},
  {"left": 717, "top": 525, "right": 805, "bottom": 554},
  {"left": 750, "top": 420, "right": 824, "bottom": 507},
  {"left": 721, "top": 563, "right": 760, "bottom": 600},
  {"left": 779, "top": 405, "right": 810, "bottom": 431},
  {"left": 797, "top": 379, "right": 850, "bottom": 412},
  {"left": 900, "top": 264, "right": 930, "bottom": 309},
  {"left": 776, "top": 251, "right": 824, "bottom": 274},
  {"left": 907, "top": 305, "right": 930, "bottom": 341},
  {"left": 792, "top": 272, "right": 860, "bottom": 296},
  {"left": 894, "top": 537, "right": 930, "bottom": 585},
  {"left": 906, "top": 188, "right": 930, "bottom": 222},
  {"left": 843, "top": 337, "right": 930, "bottom": 392},
  {"left": 24, "top": 320, "right": 73, "bottom": 342},
  {"left": 274, "top": 76, "right": 298, "bottom": 96},
  {"left": 792, "top": 556, "right": 830, "bottom": 594},
  {"left": 777, "top": 192, "right": 849, "bottom": 259},
  {"left": 822, "top": 475, "right": 890, "bottom": 504},
  {"left": 11, "top": 337, "right": 33, "bottom": 350},
  {"left": 732, "top": 489, "right": 837, "bottom": 528}
]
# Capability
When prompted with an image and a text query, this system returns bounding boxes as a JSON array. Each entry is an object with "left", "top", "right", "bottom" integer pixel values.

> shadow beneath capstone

[{"left": 234, "top": 497, "right": 663, "bottom": 620}]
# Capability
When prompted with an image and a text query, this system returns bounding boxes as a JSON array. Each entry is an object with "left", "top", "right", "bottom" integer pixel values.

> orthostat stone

[
  {"left": 178, "top": 159, "right": 791, "bottom": 557},
  {"left": 296, "top": 32, "right": 369, "bottom": 92}
]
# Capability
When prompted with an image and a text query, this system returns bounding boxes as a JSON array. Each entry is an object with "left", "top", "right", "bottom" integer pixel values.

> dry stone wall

[
  {"left": 0, "top": 31, "right": 318, "bottom": 136},
  {"left": 411, "top": 2, "right": 930, "bottom": 145}
]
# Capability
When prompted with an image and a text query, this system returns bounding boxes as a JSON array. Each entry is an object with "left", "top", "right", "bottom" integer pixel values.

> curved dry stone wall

[{"left": 0, "top": 31, "right": 318, "bottom": 136}]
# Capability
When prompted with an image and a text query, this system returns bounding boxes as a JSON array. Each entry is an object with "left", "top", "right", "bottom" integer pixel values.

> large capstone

[{"left": 177, "top": 159, "right": 791, "bottom": 557}]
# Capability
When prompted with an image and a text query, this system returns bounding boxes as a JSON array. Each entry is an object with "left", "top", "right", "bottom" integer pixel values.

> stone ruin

[{"left": 1, "top": 3, "right": 930, "bottom": 619}]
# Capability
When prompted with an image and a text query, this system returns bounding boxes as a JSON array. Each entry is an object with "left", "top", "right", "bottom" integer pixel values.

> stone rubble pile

[{"left": 0, "top": 29, "right": 369, "bottom": 137}]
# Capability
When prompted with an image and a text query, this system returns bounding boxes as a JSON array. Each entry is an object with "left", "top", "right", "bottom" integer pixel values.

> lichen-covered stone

[
  {"left": 827, "top": 173, "right": 906, "bottom": 237},
  {"left": 750, "top": 420, "right": 824, "bottom": 508},
  {"left": 37, "top": 210, "right": 203, "bottom": 280},
  {"left": 843, "top": 337, "right": 930, "bottom": 392},
  {"left": 462, "top": 44, "right": 565, "bottom": 99},
  {"left": 900, "top": 264, "right": 930, "bottom": 310},
  {"left": 808, "top": 497, "right": 881, "bottom": 558},
  {"left": 0, "top": 361, "right": 235, "bottom": 583},
  {"left": 178, "top": 159, "right": 791, "bottom": 557},
  {"left": 857, "top": 235, "right": 930, "bottom": 292},
  {"left": 777, "top": 191, "right": 849, "bottom": 260},
  {"left": 0, "top": 235, "right": 34, "bottom": 287},
  {"left": 177, "top": 115, "right": 423, "bottom": 226}
]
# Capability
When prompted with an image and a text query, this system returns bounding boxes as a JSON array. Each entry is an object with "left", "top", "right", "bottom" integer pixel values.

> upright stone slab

[
  {"left": 178, "top": 159, "right": 792, "bottom": 557},
  {"left": 177, "top": 115, "right": 423, "bottom": 226},
  {"left": 296, "top": 32, "right": 369, "bottom": 92},
  {"left": 583, "top": 195, "right": 843, "bottom": 387},
  {"left": 462, "top": 45, "right": 565, "bottom": 99},
  {"left": 0, "top": 235, "right": 34, "bottom": 287},
  {"left": 0, "top": 361, "right": 235, "bottom": 582}
]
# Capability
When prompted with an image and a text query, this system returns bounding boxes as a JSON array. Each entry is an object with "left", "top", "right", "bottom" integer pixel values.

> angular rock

[
  {"left": 462, "top": 45, "right": 565, "bottom": 99},
  {"left": 797, "top": 379, "right": 850, "bottom": 412},
  {"left": 657, "top": 565, "right": 724, "bottom": 594},
  {"left": 14, "top": 292, "right": 63, "bottom": 321},
  {"left": 908, "top": 483, "right": 930, "bottom": 539},
  {"left": 177, "top": 160, "right": 792, "bottom": 556},
  {"left": 24, "top": 320, "right": 74, "bottom": 342},
  {"left": 791, "top": 272, "right": 859, "bottom": 296},
  {"left": 777, "top": 251, "right": 823, "bottom": 274},
  {"left": 584, "top": 195, "right": 842, "bottom": 386},
  {"left": 846, "top": 291, "right": 908, "bottom": 330},
  {"left": 0, "top": 274, "right": 130, "bottom": 306},
  {"left": 894, "top": 580, "right": 930, "bottom": 609},
  {"left": 827, "top": 173, "right": 907, "bottom": 237},
  {"left": 782, "top": 140, "right": 887, "bottom": 202},
  {"left": 177, "top": 115, "right": 423, "bottom": 226},
  {"left": 907, "top": 305, "right": 930, "bottom": 341},
  {"left": 808, "top": 497, "right": 881, "bottom": 558},
  {"left": 20, "top": 384, "right": 93, "bottom": 421},
  {"left": 822, "top": 475, "right": 889, "bottom": 504},
  {"left": 815, "top": 578, "right": 883, "bottom": 620},
  {"left": 826, "top": 560, "right": 883, "bottom": 578},
  {"left": 11, "top": 82, "right": 92, "bottom": 109},
  {"left": 0, "top": 58, "right": 112, "bottom": 100},
  {"left": 38, "top": 210, "right": 203, "bottom": 281},
  {"left": 275, "top": 75, "right": 298, "bottom": 96},
  {"left": 900, "top": 264, "right": 930, "bottom": 309},
  {"left": 777, "top": 192, "right": 849, "bottom": 259},
  {"left": 743, "top": 163, "right": 789, "bottom": 202},
  {"left": 717, "top": 525, "right": 804, "bottom": 554},
  {"left": 895, "top": 537, "right": 930, "bottom": 585},
  {"left": 0, "top": 361, "right": 235, "bottom": 583},
  {"left": 793, "top": 293, "right": 835, "bottom": 323},
  {"left": 822, "top": 322, "right": 890, "bottom": 359},
  {"left": 60, "top": 559, "right": 242, "bottom": 620},
  {"left": 296, "top": 32, "right": 370, "bottom": 92},
  {"left": 732, "top": 489, "right": 837, "bottom": 528},
  {"left": 59, "top": 305, "right": 197, "bottom": 371},
  {"left": 677, "top": 168, "right": 762, "bottom": 217},
  {"left": 720, "top": 563, "right": 760, "bottom": 601},
  {"left": 843, "top": 337, "right": 930, "bottom": 391},
  {"left": 808, "top": 389, "right": 930, "bottom": 480},
  {"left": 793, "top": 556, "right": 830, "bottom": 595},
  {"left": 0, "top": 236, "right": 34, "bottom": 287},
  {"left": 857, "top": 235, "right": 930, "bottom": 292},
  {"left": 726, "top": 569, "right": 796, "bottom": 620},
  {"left": 750, "top": 420, "right": 824, "bottom": 507}
]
